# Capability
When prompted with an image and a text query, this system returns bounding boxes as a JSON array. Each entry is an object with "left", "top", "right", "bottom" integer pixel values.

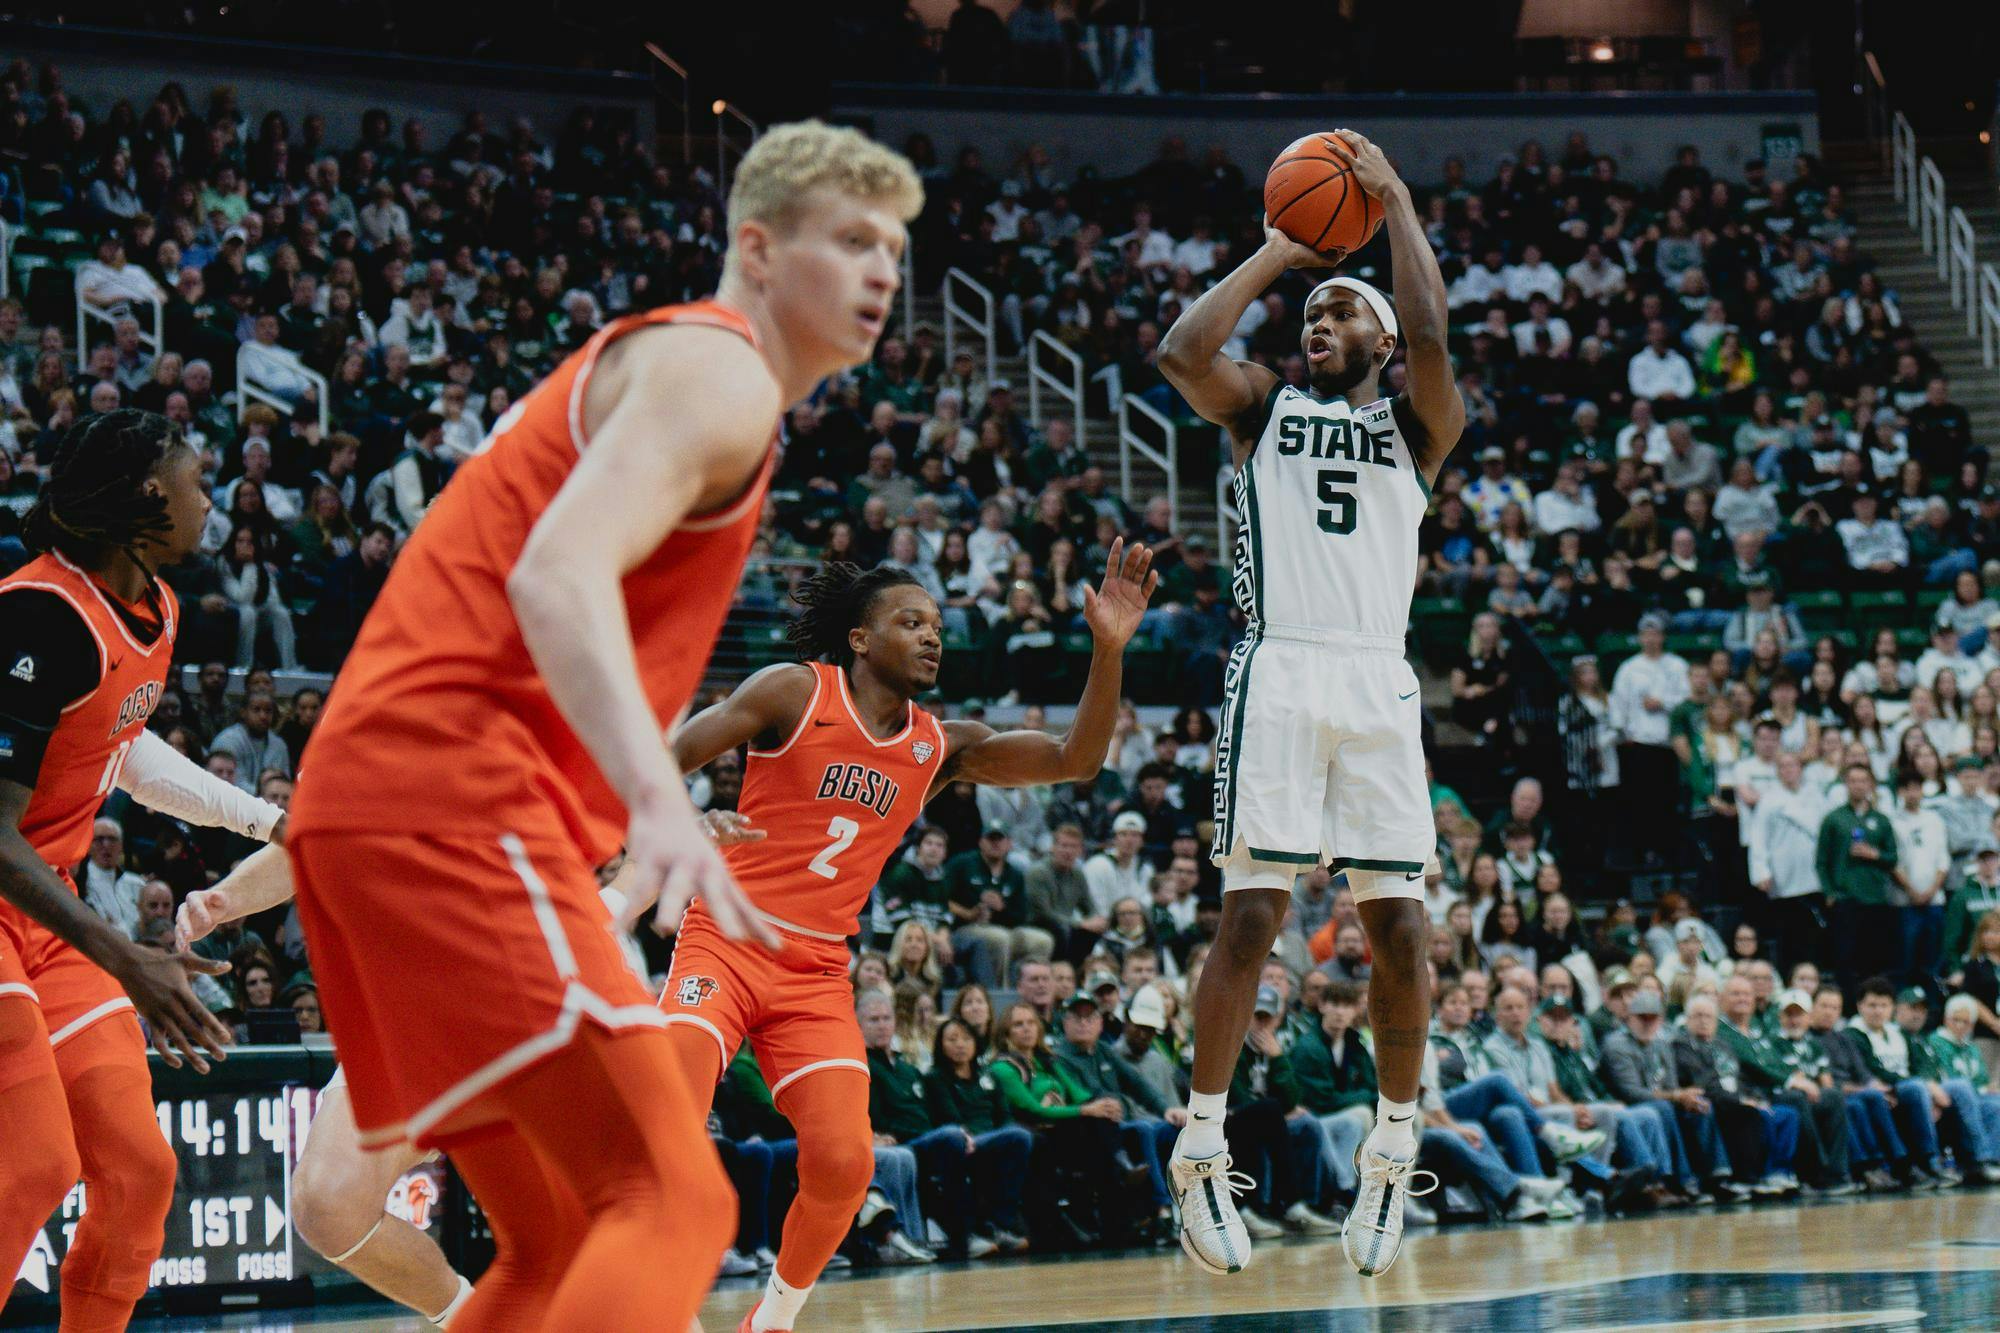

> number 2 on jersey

[
  {"left": 1316, "top": 468, "right": 1358, "bottom": 535},
  {"left": 808, "top": 816, "right": 860, "bottom": 879}
]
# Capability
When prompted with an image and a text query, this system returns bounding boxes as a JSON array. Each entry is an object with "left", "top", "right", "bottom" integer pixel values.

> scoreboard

[{"left": 6, "top": 1048, "right": 463, "bottom": 1325}]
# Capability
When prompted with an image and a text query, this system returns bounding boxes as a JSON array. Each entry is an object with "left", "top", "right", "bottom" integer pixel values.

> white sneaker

[
  {"left": 856, "top": 1188, "right": 895, "bottom": 1231},
  {"left": 1283, "top": 1201, "right": 1340, "bottom": 1235},
  {"left": 1169, "top": 1143, "right": 1256, "bottom": 1275},
  {"left": 966, "top": 1234, "right": 999, "bottom": 1259},
  {"left": 1342, "top": 1149, "right": 1439, "bottom": 1277},
  {"left": 1540, "top": 1123, "right": 1607, "bottom": 1163},
  {"left": 718, "top": 1247, "right": 758, "bottom": 1277},
  {"left": 753, "top": 1246, "right": 778, "bottom": 1270},
  {"left": 1505, "top": 1193, "right": 1550, "bottom": 1222},
  {"left": 878, "top": 1229, "right": 936, "bottom": 1265},
  {"left": 1238, "top": 1207, "right": 1285, "bottom": 1241}
]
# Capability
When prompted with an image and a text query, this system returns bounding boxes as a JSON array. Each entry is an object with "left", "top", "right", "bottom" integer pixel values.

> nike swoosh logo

[
  {"left": 1397, "top": 689, "right": 1417, "bottom": 701},
  {"left": 1404, "top": 871, "right": 1423, "bottom": 881},
  {"left": 1387, "top": 1114, "right": 1412, "bottom": 1122},
  {"left": 813, "top": 720, "right": 838, "bottom": 727}
]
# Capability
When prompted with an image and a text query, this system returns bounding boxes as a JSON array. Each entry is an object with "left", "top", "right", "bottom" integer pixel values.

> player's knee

[
  {"left": 802, "top": 1126, "right": 876, "bottom": 1206},
  {"left": 1217, "top": 890, "right": 1285, "bottom": 964},
  {"left": 292, "top": 1150, "right": 385, "bottom": 1259},
  {"left": 4, "top": 1135, "right": 80, "bottom": 1222}
]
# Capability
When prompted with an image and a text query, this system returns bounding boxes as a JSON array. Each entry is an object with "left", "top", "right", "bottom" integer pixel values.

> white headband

[{"left": 1306, "top": 277, "right": 1398, "bottom": 341}]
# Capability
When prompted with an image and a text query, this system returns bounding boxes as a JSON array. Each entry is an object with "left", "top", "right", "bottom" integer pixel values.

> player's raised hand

[
  {"left": 1081, "top": 537, "right": 1160, "bottom": 649},
  {"left": 700, "top": 809, "right": 767, "bottom": 847},
  {"left": 112, "top": 944, "right": 233, "bottom": 1074},
  {"left": 1325, "top": 130, "right": 1403, "bottom": 201},
  {"left": 632, "top": 789, "right": 781, "bottom": 949},
  {"left": 1261, "top": 216, "right": 1330, "bottom": 272}
]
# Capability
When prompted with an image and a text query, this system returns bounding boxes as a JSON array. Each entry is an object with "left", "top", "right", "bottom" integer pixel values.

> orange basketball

[{"left": 1263, "top": 130, "right": 1382, "bottom": 260}]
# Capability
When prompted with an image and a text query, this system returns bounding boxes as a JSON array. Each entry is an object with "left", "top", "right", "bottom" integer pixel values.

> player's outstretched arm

[
  {"left": 0, "top": 779, "right": 233, "bottom": 1071},
  {"left": 1156, "top": 231, "right": 1309, "bottom": 443},
  {"left": 1328, "top": 132, "right": 1464, "bottom": 480},
  {"left": 934, "top": 540, "right": 1158, "bottom": 790},
  {"left": 176, "top": 841, "right": 295, "bottom": 949},
  {"left": 118, "top": 729, "right": 286, "bottom": 844},
  {"left": 669, "top": 662, "right": 820, "bottom": 774},
  {"left": 508, "top": 322, "right": 781, "bottom": 948}
]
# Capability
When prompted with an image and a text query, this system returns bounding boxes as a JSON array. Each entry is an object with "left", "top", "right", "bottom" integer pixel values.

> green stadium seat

[
  {"left": 24, "top": 200, "right": 62, "bottom": 221},
  {"left": 1849, "top": 589, "right": 1908, "bottom": 632},
  {"left": 1913, "top": 588, "right": 1949, "bottom": 623},
  {"left": 1594, "top": 632, "right": 1641, "bottom": 657},
  {"left": 38, "top": 228, "right": 84, "bottom": 249},
  {"left": 1894, "top": 627, "right": 1929, "bottom": 653},
  {"left": 1540, "top": 632, "right": 1587, "bottom": 660},
  {"left": 1791, "top": 589, "right": 1845, "bottom": 631}
]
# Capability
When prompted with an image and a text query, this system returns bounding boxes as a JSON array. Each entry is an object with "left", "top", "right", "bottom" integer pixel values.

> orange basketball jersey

[
  {"left": 0, "top": 551, "right": 176, "bottom": 871},
  {"left": 290, "top": 300, "right": 774, "bottom": 865},
  {"left": 723, "top": 662, "right": 947, "bottom": 939}
]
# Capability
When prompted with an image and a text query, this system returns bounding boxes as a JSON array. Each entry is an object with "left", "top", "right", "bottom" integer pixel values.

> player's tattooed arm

[
  {"left": 1327, "top": 132, "right": 1464, "bottom": 482},
  {"left": 934, "top": 541, "right": 1159, "bottom": 793},
  {"left": 669, "top": 662, "right": 820, "bottom": 773}
]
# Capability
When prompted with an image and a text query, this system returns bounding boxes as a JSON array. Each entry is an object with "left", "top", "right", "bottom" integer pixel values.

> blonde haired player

[
  {"left": 1157, "top": 130, "right": 1463, "bottom": 1279},
  {"left": 282, "top": 121, "right": 922, "bottom": 1330}
]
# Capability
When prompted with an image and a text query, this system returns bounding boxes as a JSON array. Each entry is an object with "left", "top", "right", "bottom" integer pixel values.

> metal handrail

[
  {"left": 1919, "top": 158, "right": 1947, "bottom": 273},
  {"left": 1116, "top": 393, "right": 1178, "bottom": 538},
  {"left": 941, "top": 267, "right": 996, "bottom": 389},
  {"left": 1863, "top": 52, "right": 1890, "bottom": 173},
  {"left": 1893, "top": 111, "right": 1917, "bottom": 223},
  {"left": 1981, "top": 264, "right": 2000, "bottom": 369},
  {"left": 76, "top": 286, "right": 163, "bottom": 372},
  {"left": 713, "top": 100, "right": 758, "bottom": 198},
  {"left": 236, "top": 343, "right": 330, "bottom": 436},
  {"left": 644, "top": 44, "right": 694, "bottom": 166},
  {"left": 1948, "top": 206, "right": 1977, "bottom": 332},
  {"left": 1026, "top": 330, "right": 1086, "bottom": 459}
]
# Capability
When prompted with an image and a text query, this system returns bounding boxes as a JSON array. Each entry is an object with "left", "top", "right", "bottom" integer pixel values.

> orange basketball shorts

[
  {"left": 287, "top": 829, "right": 668, "bottom": 1149},
  {"left": 0, "top": 882, "right": 145, "bottom": 1091},
  {"left": 660, "top": 908, "right": 866, "bottom": 1104}
]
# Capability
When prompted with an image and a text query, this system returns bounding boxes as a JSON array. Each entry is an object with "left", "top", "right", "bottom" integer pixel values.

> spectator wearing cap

[
  {"left": 1841, "top": 977, "right": 1957, "bottom": 1186},
  {"left": 1026, "top": 823, "right": 1105, "bottom": 963},
  {"left": 1085, "top": 811, "right": 1154, "bottom": 921},
  {"left": 975, "top": 757, "right": 1050, "bottom": 866},
  {"left": 1833, "top": 485, "right": 1908, "bottom": 592},
  {"left": 1465, "top": 447, "right": 1532, "bottom": 533},
  {"left": 216, "top": 434, "right": 303, "bottom": 524},
  {"left": 1610, "top": 612, "right": 1690, "bottom": 866},
  {"left": 1226, "top": 985, "right": 1341, "bottom": 1239},
  {"left": 1052, "top": 990, "right": 1185, "bottom": 1234},
  {"left": 1589, "top": 969, "right": 1637, "bottom": 1047},
  {"left": 1894, "top": 989, "right": 2000, "bottom": 1180},
  {"left": 1722, "top": 575, "right": 1807, "bottom": 674},
  {"left": 1537, "top": 994, "right": 1678, "bottom": 1193},
  {"left": 945, "top": 822, "right": 1051, "bottom": 988},
  {"left": 1117, "top": 984, "right": 1188, "bottom": 1108},
  {"left": 1599, "top": 986, "right": 1728, "bottom": 1202}
]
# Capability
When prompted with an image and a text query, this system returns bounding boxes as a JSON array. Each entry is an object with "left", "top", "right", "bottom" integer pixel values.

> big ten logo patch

[
  {"left": 676, "top": 975, "right": 721, "bottom": 1007},
  {"left": 385, "top": 1163, "right": 445, "bottom": 1231}
]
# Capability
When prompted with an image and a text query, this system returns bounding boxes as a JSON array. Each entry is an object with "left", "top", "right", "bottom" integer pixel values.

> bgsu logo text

[{"left": 676, "top": 976, "right": 720, "bottom": 1007}]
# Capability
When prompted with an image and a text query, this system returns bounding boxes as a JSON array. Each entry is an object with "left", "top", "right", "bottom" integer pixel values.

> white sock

[
  {"left": 1181, "top": 1090, "right": 1228, "bottom": 1157},
  {"left": 753, "top": 1272, "right": 812, "bottom": 1332},
  {"left": 430, "top": 1275, "right": 473, "bottom": 1326},
  {"left": 1369, "top": 1097, "right": 1418, "bottom": 1158}
]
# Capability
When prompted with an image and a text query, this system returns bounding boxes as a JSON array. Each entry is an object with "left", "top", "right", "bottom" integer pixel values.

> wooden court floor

[{"left": 119, "top": 1190, "right": 2000, "bottom": 1332}]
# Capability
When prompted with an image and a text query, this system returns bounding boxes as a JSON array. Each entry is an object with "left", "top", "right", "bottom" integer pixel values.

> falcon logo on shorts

[
  {"left": 676, "top": 975, "right": 721, "bottom": 1007},
  {"left": 912, "top": 740, "right": 935, "bottom": 765}
]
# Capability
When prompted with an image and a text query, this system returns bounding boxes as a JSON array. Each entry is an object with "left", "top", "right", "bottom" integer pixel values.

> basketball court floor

[{"left": 101, "top": 1190, "right": 2000, "bottom": 1332}]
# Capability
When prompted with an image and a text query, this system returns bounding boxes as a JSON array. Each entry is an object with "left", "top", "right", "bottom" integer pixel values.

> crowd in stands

[{"left": 17, "top": 54, "right": 2000, "bottom": 1273}]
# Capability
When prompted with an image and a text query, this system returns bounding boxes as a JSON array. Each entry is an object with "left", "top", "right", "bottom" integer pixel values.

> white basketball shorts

[{"left": 1210, "top": 626, "right": 1433, "bottom": 884}]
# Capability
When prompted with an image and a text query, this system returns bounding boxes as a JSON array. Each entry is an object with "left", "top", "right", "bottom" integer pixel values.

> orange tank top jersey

[
  {"left": 725, "top": 662, "right": 947, "bottom": 939},
  {"left": 289, "top": 300, "right": 774, "bottom": 865},
  {"left": 0, "top": 552, "right": 176, "bottom": 871}
]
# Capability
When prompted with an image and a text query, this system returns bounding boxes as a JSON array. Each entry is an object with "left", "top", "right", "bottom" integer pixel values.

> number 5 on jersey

[
  {"left": 1317, "top": 468, "right": 1358, "bottom": 535},
  {"left": 808, "top": 816, "right": 860, "bottom": 879}
]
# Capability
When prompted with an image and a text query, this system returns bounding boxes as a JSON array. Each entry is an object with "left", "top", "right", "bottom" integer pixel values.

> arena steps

[{"left": 1827, "top": 140, "right": 2000, "bottom": 449}]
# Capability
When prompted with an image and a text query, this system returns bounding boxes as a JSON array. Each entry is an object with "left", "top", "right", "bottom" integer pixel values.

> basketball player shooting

[{"left": 1156, "top": 130, "right": 1463, "bottom": 1278}]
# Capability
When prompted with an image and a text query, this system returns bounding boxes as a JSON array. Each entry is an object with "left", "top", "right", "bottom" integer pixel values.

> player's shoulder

[{"left": 0, "top": 584, "right": 103, "bottom": 665}]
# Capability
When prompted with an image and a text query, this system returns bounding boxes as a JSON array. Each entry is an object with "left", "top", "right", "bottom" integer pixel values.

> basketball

[{"left": 1264, "top": 130, "right": 1383, "bottom": 259}]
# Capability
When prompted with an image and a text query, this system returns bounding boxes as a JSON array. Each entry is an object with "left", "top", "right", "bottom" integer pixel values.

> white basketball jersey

[{"left": 1230, "top": 385, "right": 1429, "bottom": 639}]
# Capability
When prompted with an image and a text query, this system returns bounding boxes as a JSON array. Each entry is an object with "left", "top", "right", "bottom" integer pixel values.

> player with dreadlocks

[
  {"left": 647, "top": 539, "right": 1155, "bottom": 1333},
  {"left": 0, "top": 408, "right": 292, "bottom": 1330}
]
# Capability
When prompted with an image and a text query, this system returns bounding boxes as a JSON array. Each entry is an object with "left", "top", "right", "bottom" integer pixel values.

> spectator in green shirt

[
  {"left": 1718, "top": 978, "right": 1853, "bottom": 1190},
  {"left": 878, "top": 826, "right": 954, "bottom": 944},
  {"left": 1817, "top": 764, "right": 1901, "bottom": 987},
  {"left": 1932, "top": 999, "right": 2000, "bottom": 1160},
  {"left": 988, "top": 1002, "right": 1135, "bottom": 1245},
  {"left": 1942, "top": 842, "right": 2000, "bottom": 968},
  {"left": 946, "top": 823, "right": 1053, "bottom": 988},
  {"left": 924, "top": 1019, "right": 1033, "bottom": 1250},
  {"left": 1052, "top": 994, "right": 1182, "bottom": 1232},
  {"left": 1290, "top": 981, "right": 1377, "bottom": 1197}
]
